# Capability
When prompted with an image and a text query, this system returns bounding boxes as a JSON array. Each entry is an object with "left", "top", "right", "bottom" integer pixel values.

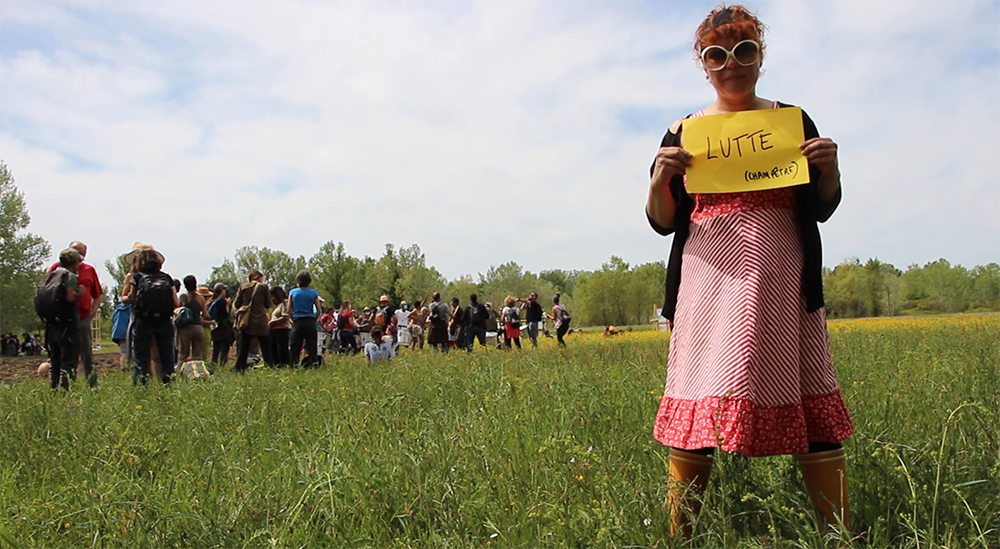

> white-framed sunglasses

[{"left": 700, "top": 39, "right": 760, "bottom": 71}]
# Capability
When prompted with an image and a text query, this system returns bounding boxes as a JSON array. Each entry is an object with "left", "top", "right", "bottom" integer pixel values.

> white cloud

[{"left": 0, "top": 0, "right": 997, "bottom": 290}]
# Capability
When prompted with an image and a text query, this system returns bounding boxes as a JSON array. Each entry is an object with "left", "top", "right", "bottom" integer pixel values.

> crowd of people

[
  {"left": 1, "top": 333, "right": 43, "bottom": 356},
  {"left": 34, "top": 241, "right": 575, "bottom": 388}
]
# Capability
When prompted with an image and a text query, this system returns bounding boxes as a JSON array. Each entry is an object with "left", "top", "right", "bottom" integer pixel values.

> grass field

[{"left": 1, "top": 315, "right": 997, "bottom": 548}]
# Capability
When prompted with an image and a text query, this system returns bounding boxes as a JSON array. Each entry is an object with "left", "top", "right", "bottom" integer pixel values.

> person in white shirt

[
  {"left": 364, "top": 326, "right": 395, "bottom": 364},
  {"left": 393, "top": 301, "right": 411, "bottom": 349}
]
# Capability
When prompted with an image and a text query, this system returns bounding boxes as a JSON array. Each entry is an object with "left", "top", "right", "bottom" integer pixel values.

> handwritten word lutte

[{"left": 706, "top": 129, "right": 774, "bottom": 160}]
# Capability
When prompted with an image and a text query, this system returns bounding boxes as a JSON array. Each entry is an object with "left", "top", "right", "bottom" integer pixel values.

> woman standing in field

[
  {"left": 547, "top": 293, "right": 571, "bottom": 347},
  {"left": 645, "top": 4, "right": 853, "bottom": 538},
  {"left": 501, "top": 296, "right": 522, "bottom": 349},
  {"left": 232, "top": 270, "right": 272, "bottom": 372},
  {"left": 208, "top": 283, "right": 235, "bottom": 366},
  {"left": 268, "top": 285, "right": 292, "bottom": 366},
  {"left": 175, "top": 276, "right": 213, "bottom": 364}
]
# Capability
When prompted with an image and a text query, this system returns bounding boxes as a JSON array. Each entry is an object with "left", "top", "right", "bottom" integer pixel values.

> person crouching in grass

[{"left": 364, "top": 325, "right": 394, "bottom": 364}]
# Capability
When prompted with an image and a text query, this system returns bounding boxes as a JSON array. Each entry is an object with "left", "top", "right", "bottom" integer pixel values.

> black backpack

[
  {"left": 506, "top": 307, "right": 520, "bottom": 324},
  {"left": 467, "top": 303, "right": 486, "bottom": 325},
  {"left": 430, "top": 302, "right": 448, "bottom": 326},
  {"left": 174, "top": 296, "right": 199, "bottom": 328},
  {"left": 558, "top": 306, "right": 571, "bottom": 323},
  {"left": 35, "top": 268, "right": 72, "bottom": 324},
  {"left": 134, "top": 272, "right": 175, "bottom": 319}
]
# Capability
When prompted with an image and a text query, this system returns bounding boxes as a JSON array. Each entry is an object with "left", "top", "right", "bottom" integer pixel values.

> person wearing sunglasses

[{"left": 645, "top": 4, "right": 852, "bottom": 539}]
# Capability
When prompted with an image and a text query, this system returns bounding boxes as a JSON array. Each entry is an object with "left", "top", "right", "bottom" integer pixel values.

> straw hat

[
  {"left": 196, "top": 286, "right": 213, "bottom": 298},
  {"left": 123, "top": 242, "right": 164, "bottom": 265}
]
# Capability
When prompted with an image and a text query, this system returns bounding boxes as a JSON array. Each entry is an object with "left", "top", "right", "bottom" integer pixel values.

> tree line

[
  {"left": 1, "top": 161, "right": 997, "bottom": 334},
  {"left": 822, "top": 257, "right": 998, "bottom": 318}
]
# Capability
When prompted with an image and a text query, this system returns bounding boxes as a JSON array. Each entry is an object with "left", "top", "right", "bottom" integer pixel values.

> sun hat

[
  {"left": 379, "top": 295, "right": 389, "bottom": 302},
  {"left": 196, "top": 286, "right": 213, "bottom": 297},
  {"left": 123, "top": 242, "right": 164, "bottom": 265}
]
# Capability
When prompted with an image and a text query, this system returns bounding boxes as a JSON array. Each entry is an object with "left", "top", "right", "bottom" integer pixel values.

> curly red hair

[{"left": 694, "top": 4, "right": 768, "bottom": 62}]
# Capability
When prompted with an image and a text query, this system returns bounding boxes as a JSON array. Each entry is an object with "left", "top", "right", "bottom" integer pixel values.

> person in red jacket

[{"left": 47, "top": 241, "right": 102, "bottom": 388}]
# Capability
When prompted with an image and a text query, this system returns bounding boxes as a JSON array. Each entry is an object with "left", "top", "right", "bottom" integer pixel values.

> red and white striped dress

[{"left": 652, "top": 106, "right": 853, "bottom": 457}]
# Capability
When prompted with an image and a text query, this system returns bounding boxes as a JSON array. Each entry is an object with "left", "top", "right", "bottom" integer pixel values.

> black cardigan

[{"left": 648, "top": 103, "right": 841, "bottom": 322}]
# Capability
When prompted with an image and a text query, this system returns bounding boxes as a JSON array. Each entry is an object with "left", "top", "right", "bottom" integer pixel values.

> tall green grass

[{"left": 1, "top": 316, "right": 997, "bottom": 548}]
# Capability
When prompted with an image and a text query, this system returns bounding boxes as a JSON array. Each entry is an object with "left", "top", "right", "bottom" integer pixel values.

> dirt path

[{"left": 0, "top": 352, "right": 122, "bottom": 384}]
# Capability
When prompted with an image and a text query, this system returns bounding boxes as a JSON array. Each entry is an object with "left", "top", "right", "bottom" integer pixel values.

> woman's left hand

[{"left": 800, "top": 137, "right": 838, "bottom": 176}]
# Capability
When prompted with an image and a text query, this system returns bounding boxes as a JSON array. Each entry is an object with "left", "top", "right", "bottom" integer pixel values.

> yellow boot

[
  {"left": 668, "top": 448, "right": 713, "bottom": 538},
  {"left": 796, "top": 448, "right": 850, "bottom": 533}
]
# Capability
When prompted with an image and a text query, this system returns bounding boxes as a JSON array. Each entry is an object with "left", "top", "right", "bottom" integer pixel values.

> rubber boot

[
  {"left": 668, "top": 448, "right": 713, "bottom": 538},
  {"left": 796, "top": 448, "right": 850, "bottom": 532}
]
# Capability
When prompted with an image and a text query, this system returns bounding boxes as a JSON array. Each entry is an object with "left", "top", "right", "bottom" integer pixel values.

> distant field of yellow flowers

[{"left": 1, "top": 313, "right": 997, "bottom": 548}]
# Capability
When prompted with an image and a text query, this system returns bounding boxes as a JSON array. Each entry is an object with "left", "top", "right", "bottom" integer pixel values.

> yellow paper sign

[{"left": 683, "top": 107, "right": 809, "bottom": 193}]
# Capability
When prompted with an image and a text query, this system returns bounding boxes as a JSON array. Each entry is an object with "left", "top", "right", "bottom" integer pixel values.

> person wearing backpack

[
  {"left": 232, "top": 270, "right": 272, "bottom": 372},
  {"left": 373, "top": 296, "right": 393, "bottom": 333},
  {"left": 37, "top": 248, "right": 85, "bottom": 389},
  {"left": 427, "top": 291, "right": 451, "bottom": 353},
  {"left": 501, "top": 295, "right": 522, "bottom": 350},
  {"left": 120, "top": 247, "right": 179, "bottom": 385},
  {"left": 208, "top": 283, "right": 235, "bottom": 366},
  {"left": 547, "top": 293, "right": 572, "bottom": 347},
  {"left": 46, "top": 241, "right": 102, "bottom": 387},
  {"left": 175, "top": 276, "right": 214, "bottom": 364},
  {"left": 464, "top": 294, "right": 489, "bottom": 352}
]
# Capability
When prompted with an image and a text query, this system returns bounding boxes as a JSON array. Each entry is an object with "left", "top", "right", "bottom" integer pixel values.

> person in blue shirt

[{"left": 286, "top": 270, "right": 323, "bottom": 368}]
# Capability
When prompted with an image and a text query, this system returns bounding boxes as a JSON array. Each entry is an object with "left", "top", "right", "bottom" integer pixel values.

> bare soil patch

[{"left": 0, "top": 352, "right": 122, "bottom": 384}]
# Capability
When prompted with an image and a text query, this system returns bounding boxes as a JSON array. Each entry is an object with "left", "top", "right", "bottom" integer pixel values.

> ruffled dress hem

[{"left": 652, "top": 390, "right": 854, "bottom": 457}]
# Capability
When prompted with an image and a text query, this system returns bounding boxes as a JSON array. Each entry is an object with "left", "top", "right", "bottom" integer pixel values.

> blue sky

[{"left": 1, "top": 0, "right": 998, "bottom": 287}]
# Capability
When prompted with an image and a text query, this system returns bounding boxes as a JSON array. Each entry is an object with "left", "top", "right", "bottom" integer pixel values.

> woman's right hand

[{"left": 650, "top": 146, "right": 692, "bottom": 189}]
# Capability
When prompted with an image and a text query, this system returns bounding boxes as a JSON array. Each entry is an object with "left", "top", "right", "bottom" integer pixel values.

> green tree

[
  {"left": 539, "top": 269, "right": 580, "bottom": 297},
  {"left": 310, "top": 241, "right": 361, "bottom": 307},
  {"left": 900, "top": 259, "right": 971, "bottom": 314},
  {"left": 628, "top": 261, "right": 666, "bottom": 325},
  {"left": 479, "top": 261, "right": 539, "bottom": 307},
  {"left": 0, "top": 162, "right": 51, "bottom": 333},
  {"left": 823, "top": 258, "right": 866, "bottom": 318},
  {"left": 104, "top": 254, "right": 131, "bottom": 298},
  {"left": 969, "top": 263, "right": 1000, "bottom": 311},
  {"left": 209, "top": 246, "right": 306, "bottom": 292},
  {"left": 444, "top": 275, "right": 480, "bottom": 305},
  {"left": 366, "top": 244, "right": 404, "bottom": 306},
  {"left": 394, "top": 244, "right": 445, "bottom": 305},
  {"left": 859, "top": 258, "right": 902, "bottom": 317},
  {"left": 574, "top": 257, "right": 632, "bottom": 326},
  {"left": 207, "top": 258, "right": 243, "bottom": 296},
  {"left": 99, "top": 252, "right": 132, "bottom": 320}
]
